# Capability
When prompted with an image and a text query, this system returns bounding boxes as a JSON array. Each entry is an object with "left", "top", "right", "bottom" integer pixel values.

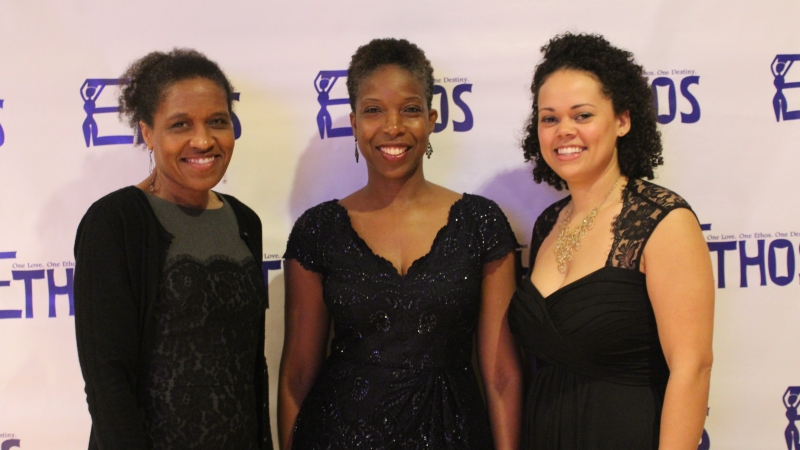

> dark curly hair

[
  {"left": 346, "top": 38, "right": 434, "bottom": 111},
  {"left": 521, "top": 33, "right": 663, "bottom": 190},
  {"left": 118, "top": 48, "right": 234, "bottom": 145}
]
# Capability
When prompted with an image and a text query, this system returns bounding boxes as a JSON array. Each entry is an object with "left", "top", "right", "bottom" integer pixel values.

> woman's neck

[
  {"left": 358, "top": 166, "right": 432, "bottom": 210},
  {"left": 566, "top": 168, "right": 625, "bottom": 216},
  {"left": 136, "top": 176, "right": 220, "bottom": 210}
]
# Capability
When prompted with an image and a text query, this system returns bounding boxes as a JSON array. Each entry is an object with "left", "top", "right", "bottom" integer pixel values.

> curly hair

[
  {"left": 521, "top": 33, "right": 663, "bottom": 190},
  {"left": 346, "top": 38, "right": 434, "bottom": 111},
  {"left": 118, "top": 48, "right": 234, "bottom": 145}
]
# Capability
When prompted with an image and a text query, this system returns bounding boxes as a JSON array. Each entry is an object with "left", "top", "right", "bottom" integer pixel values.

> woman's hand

[
  {"left": 277, "top": 259, "right": 330, "bottom": 450},
  {"left": 643, "top": 208, "right": 714, "bottom": 450},
  {"left": 477, "top": 251, "right": 523, "bottom": 450}
]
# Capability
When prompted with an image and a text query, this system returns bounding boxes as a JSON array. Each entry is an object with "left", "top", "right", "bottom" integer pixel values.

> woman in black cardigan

[{"left": 74, "top": 49, "right": 272, "bottom": 450}]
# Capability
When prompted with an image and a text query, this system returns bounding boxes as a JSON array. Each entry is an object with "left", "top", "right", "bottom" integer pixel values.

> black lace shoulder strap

[
  {"left": 528, "top": 196, "right": 571, "bottom": 269},
  {"left": 607, "top": 178, "right": 693, "bottom": 271}
]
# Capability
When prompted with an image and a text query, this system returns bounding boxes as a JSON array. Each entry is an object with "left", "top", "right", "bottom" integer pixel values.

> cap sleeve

[
  {"left": 471, "top": 195, "right": 519, "bottom": 265},
  {"left": 283, "top": 205, "right": 327, "bottom": 274}
]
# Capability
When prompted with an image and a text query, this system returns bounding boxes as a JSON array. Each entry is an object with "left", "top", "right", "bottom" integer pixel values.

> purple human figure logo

[
  {"left": 80, "top": 79, "right": 134, "bottom": 146},
  {"left": 0, "top": 99, "right": 5, "bottom": 147},
  {"left": 785, "top": 387, "right": 800, "bottom": 449},
  {"left": 315, "top": 70, "right": 352, "bottom": 139},
  {"left": 698, "top": 428, "right": 709, "bottom": 450},
  {"left": 772, "top": 55, "right": 800, "bottom": 122}
]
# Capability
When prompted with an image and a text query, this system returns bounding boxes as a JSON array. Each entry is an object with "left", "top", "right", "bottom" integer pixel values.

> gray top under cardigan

[{"left": 74, "top": 186, "right": 273, "bottom": 450}]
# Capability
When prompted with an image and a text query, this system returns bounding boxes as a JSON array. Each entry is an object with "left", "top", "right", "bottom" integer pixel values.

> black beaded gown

[
  {"left": 508, "top": 179, "right": 693, "bottom": 449},
  {"left": 284, "top": 194, "right": 518, "bottom": 450}
]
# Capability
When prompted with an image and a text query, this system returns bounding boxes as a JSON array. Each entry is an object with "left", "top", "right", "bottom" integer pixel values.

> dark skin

[
  {"left": 136, "top": 77, "right": 234, "bottom": 209},
  {"left": 278, "top": 65, "right": 522, "bottom": 450}
]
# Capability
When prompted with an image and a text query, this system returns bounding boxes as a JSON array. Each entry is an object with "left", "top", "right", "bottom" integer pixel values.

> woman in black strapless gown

[
  {"left": 278, "top": 38, "right": 522, "bottom": 450},
  {"left": 509, "top": 33, "right": 714, "bottom": 449}
]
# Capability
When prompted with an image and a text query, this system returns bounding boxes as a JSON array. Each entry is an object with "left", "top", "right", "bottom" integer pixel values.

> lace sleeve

[{"left": 609, "top": 179, "right": 694, "bottom": 271}]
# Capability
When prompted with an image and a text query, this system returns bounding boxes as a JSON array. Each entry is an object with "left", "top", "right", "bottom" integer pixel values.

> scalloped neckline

[{"left": 332, "top": 195, "right": 467, "bottom": 278}]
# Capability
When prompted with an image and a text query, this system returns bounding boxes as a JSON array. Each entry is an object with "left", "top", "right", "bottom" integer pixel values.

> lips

[
  {"left": 378, "top": 145, "right": 410, "bottom": 156},
  {"left": 181, "top": 154, "right": 221, "bottom": 169},
  {"left": 374, "top": 145, "right": 412, "bottom": 161},
  {"left": 556, "top": 146, "right": 585, "bottom": 155}
]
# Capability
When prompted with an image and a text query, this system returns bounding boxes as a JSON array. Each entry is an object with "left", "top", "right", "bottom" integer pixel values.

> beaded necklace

[{"left": 554, "top": 176, "right": 622, "bottom": 274}]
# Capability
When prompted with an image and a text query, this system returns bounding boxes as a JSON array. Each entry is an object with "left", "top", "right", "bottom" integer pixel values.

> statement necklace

[{"left": 554, "top": 176, "right": 622, "bottom": 274}]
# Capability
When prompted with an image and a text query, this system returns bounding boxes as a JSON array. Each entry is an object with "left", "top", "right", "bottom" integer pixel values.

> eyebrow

[
  {"left": 538, "top": 103, "right": 596, "bottom": 112},
  {"left": 360, "top": 95, "right": 424, "bottom": 103},
  {"left": 164, "top": 110, "right": 229, "bottom": 121}
]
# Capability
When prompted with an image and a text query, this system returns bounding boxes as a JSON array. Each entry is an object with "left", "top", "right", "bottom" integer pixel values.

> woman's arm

[
  {"left": 643, "top": 208, "right": 714, "bottom": 450},
  {"left": 74, "top": 207, "right": 149, "bottom": 449},
  {"left": 277, "top": 259, "right": 330, "bottom": 450},
  {"left": 477, "top": 251, "right": 523, "bottom": 450}
]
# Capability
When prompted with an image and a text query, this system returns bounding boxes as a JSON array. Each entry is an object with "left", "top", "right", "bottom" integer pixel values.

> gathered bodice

[{"left": 508, "top": 179, "right": 694, "bottom": 449}]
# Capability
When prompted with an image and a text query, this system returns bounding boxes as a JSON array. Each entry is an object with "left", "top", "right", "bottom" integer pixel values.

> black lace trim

[
  {"left": 528, "top": 179, "right": 692, "bottom": 272},
  {"left": 607, "top": 179, "right": 692, "bottom": 270}
]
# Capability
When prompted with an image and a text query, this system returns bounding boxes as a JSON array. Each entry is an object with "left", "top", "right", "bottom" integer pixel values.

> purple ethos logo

[
  {"left": 773, "top": 55, "right": 800, "bottom": 122},
  {"left": 315, "top": 71, "right": 352, "bottom": 139},
  {"left": 786, "top": 387, "right": 800, "bottom": 449},
  {"left": 81, "top": 79, "right": 243, "bottom": 147},
  {"left": 0, "top": 251, "right": 74, "bottom": 319},
  {"left": 0, "top": 98, "right": 5, "bottom": 147},
  {"left": 81, "top": 79, "right": 133, "bottom": 146},
  {"left": 703, "top": 224, "right": 799, "bottom": 289},
  {"left": 314, "top": 71, "right": 474, "bottom": 139},
  {"left": 698, "top": 429, "right": 709, "bottom": 450},
  {"left": 646, "top": 69, "right": 700, "bottom": 124},
  {"left": 0, "top": 251, "right": 281, "bottom": 318},
  {"left": 0, "top": 433, "right": 20, "bottom": 450}
]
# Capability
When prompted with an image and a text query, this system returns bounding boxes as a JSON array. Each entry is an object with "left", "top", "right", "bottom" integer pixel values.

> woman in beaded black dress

[
  {"left": 74, "top": 49, "right": 272, "bottom": 449},
  {"left": 278, "top": 38, "right": 522, "bottom": 450},
  {"left": 508, "top": 33, "right": 714, "bottom": 449}
]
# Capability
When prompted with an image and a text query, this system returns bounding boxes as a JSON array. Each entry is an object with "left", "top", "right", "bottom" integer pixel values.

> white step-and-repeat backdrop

[{"left": 1, "top": 1, "right": 798, "bottom": 448}]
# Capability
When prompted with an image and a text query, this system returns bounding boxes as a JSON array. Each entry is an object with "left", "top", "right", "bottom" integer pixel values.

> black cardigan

[{"left": 74, "top": 186, "right": 273, "bottom": 450}]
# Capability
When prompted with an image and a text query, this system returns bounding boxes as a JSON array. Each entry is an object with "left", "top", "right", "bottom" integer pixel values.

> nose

[
  {"left": 554, "top": 118, "right": 576, "bottom": 139},
  {"left": 382, "top": 110, "right": 405, "bottom": 137},
  {"left": 190, "top": 125, "right": 214, "bottom": 150}
]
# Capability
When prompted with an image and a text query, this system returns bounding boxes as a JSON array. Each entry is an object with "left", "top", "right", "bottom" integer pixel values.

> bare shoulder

[
  {"left": 427, "top": 183, "right": 463, "bottom": 209},
  {"left": 649, "top": 208, "right": 703, "bottom": 241},
  {"left": 642, "top": 208, "right": 707, "bottom": 273}
]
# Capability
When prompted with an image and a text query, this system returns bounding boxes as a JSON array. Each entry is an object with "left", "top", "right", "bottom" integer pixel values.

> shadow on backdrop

[
  {"left": 288, "top": 115, "right": 366, "bottom": 220},
  {"left": 475, "top": 166, "right": 565, "bottom": 249},
  {"left": 37, "top": 147, "right": 148, "bottom": 252}
]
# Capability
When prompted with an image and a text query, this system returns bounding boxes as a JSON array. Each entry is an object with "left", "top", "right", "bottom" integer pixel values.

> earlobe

[
  {"left": 349, "top": 112, "right": 357, "bottom": 136},
  {"left": 139, "top": 121, "right": 154, "bottom": 149}
]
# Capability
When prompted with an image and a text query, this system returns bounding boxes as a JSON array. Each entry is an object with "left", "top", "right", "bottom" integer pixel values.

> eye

[
  {"left": 209, "top": 117, "right": 230, "bottom": 127},
  {"left": 363, "top": 106, "right": 380, "bottom": 114},
  {"left": 404, "top": 105, "right": 423, "bottom": 114},
  {"left": 539, "top": 115, "right": 557, "bottom": 124},
  {"left": 575, "top": 112, "right": 593, "bottom": 121},
  {"left": 170, "top": 121, "right": 188, "bottom": 129}
]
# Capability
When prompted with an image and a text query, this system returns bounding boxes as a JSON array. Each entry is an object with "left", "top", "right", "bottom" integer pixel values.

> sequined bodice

[{"left": 284, "top": 194, "right": 518, "bottom": 449}]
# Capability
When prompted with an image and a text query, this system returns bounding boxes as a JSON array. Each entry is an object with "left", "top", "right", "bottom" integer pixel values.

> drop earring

[
  {"left": 355, "top": 138, "right": 359, "bottom": 163},
  {"left": 148, "top": 150, "right": 156, "bottom": 192},
  {"left": 426, "top": 143, "right": 433, "bottom": 159}
]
